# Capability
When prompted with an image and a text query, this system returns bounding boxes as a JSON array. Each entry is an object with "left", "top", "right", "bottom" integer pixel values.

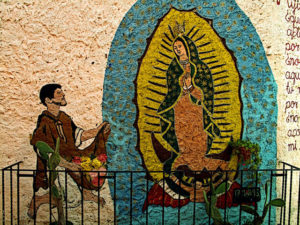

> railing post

[
  {"left": 178, "top": 172, "right": 181, "bottom": 225},
  {"left": 239, "top": 170, "right": 244, "bottom": 225},
  {"left": 224, "top": 171, "right": 228, "bottom": 222},
  {"left": 130, "top": 172, "right": 133, "bottom": 225},
  {"left": 114, "top": 172, "right": 116, "bottom": 225},
  {"left": 281, "top": 163, "right": 286, "bottom": 225},
  {"left": 81, "top": 170, "right": 84, "bottom": 225},
  {"left": 33, "top": 170, "right": 36, "bottom": 225},
  {"left": 162, "top": 171, "right": 165, "bottom": 225},
  {"left": 289, "top": 167, "right": 293, "bottom": 225},
  {"left": 2, "top": 169, "right": 5, "bottom": 225},
  {"left": 193, "top": 171, "right": 196, "bottom": 225},
  {"left": 146, "top": 173, "right": 148, "bottom": 225},
  {"left": 297, "top": 170, "right": 300, "bottom": 225},
  {"left": 65, "top": 169, "right": 68, "bottom": 223},
  {"left": 49, "top": 170, "right": 52, "bottom": 224},
  {"left": 255, "top": 169, "right": 258, "bottom": 221},
  {"left": 269, "top": 170, "right": 273, "bottom": 224},
  {"left": 284, "top": 166, "right": 288, "bottom": 225},
  {"left": 17, "top": 164, "right": 20, "bottom": 225},
  {"left": 97, "top": 171, "right": 100, "bottom": 225},
  {"left": 10, "top": 167, "right": 13, "bottom": 225}
]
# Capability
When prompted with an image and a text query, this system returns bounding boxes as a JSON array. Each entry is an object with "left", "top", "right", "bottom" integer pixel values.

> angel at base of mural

[
  {"left": 27, "top": 84, "right": 111, "bottom": 219},
  {"left": 135, "top": 9, "right": 243, "bottom": 210}
]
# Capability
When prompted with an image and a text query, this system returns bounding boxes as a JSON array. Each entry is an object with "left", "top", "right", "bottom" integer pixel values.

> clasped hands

[
  {"left": 181, "top": 73, "right": 193, "bottom": 95},
  {"left": 180, "top": 64, "right": 194, "bottom": 95}
]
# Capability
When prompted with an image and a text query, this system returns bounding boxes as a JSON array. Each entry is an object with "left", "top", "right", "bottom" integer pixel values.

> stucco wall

[
  {"left": 2, "top": 0, "right": 295, "bottom": 171},
  {"left": 0, "top": 0, "right": 136, "bottom": 223},
  {"left": 0, "top": 0, "right": 299, "bottom": 224},
  {"left": 0, "top": 0, "right": 136, "bottom": 169}
]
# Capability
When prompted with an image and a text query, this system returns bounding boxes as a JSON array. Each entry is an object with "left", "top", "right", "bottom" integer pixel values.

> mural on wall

[
  {"left": 28, "top": 84, "right": 111, "bottom": 220},
  {"left": 135, "top": 8, "right": 243, "bottom": 208},
  {"left": 103, "top": 0, "right": 278, "bottom": 224}
]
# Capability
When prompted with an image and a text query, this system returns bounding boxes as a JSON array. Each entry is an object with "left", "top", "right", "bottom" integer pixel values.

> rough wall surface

[
  {"left": 102, "top": 0, "right": 279, "bottom": 224},
  {"left": 0, "top": 0, "right": 136, "bottom": 224},
  {"left": 0, "top": 0, "right": 298, "bottom": 224}
]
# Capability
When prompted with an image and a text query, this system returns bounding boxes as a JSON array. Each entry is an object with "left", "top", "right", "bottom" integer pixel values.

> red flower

[
  {"left": 72, "top": 156, "right": 81, "bottom": 164},
  {"left": 240, "top": 147, "right": 251, "bottom": 162},
  {"left": 97, "top": 154, "right": 107, "bottom": 163}
]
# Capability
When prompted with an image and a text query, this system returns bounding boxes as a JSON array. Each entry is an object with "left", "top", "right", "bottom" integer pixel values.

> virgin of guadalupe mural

[
  {"left": 104, "top": 0, "right": 278, "bottom": 223},
  {"left": 134, "top": 8, "right": 243, "bottom": 208}
]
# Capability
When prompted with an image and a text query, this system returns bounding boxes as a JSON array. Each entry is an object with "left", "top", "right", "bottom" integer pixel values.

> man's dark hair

[{"left": 40, "top": 83, "right": 62, "bottom": 106}]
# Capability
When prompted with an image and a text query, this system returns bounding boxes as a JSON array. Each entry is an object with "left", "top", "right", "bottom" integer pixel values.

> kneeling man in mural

[{"left": 28, "top": 83, "right": 111, "bottom": 219}]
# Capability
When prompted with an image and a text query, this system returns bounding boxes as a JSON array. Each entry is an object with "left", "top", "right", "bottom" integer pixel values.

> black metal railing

[{"left": 1, "top": 162, "right": 299, "bottom": 225}]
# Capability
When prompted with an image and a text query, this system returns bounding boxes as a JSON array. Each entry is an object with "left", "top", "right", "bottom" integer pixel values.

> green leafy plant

[
  {"left": 229, "top": 139, "right": 262, "bottom": 183},
  {"left": 241, "top": 181, "right": 285, "bottom": 225},
  {"left": 203, "top": 181, "right": 232, "bottom": 225},
  {"left": 229, "top": 140, "right": 261, "bottom": 169},
  {"left": 36, "top": 138, "right": 73, "bottom": 225}
]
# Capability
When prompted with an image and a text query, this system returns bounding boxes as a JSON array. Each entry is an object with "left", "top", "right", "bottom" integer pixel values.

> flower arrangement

[
  {"left": 72, "top": 153, "right": 107, "bottom": 188},
  {"left": 229, "top": 139, "right": 262, "bottom": 185},
  {"left": 229, "top": 139, "right": 261, "bottom": 170}
]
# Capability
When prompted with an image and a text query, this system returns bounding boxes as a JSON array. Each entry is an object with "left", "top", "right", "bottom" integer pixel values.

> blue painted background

[{"left": 102, "top": 0, "right": 278, "bottom": 224}]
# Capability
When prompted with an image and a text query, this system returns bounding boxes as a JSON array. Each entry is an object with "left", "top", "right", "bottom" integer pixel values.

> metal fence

[{"left": 1, "top": 161, "right": 299, "bottom": 225}]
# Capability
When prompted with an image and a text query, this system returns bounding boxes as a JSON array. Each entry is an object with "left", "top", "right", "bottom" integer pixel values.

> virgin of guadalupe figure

[{"left": 155, "top": 34, "right": 231, "bottom": 201}]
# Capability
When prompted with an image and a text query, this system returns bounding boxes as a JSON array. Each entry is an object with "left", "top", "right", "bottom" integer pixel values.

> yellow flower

[
  {"left": 91, "top": 158, "right": 102, "bottom": 169},
  {"left": 81, "top": 162, "right": 92, "bottom": 171},
  {"left": 80, "top": 156, "right": 91, "bottom": 164}
]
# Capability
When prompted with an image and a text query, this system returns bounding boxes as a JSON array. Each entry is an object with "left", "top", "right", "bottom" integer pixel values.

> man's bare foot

[
  {"left": 27, "top": 193, "right": 56, "bottom": 219},
  {"left": 27, "top": 201, "right": 36, "bottom": 219}
]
